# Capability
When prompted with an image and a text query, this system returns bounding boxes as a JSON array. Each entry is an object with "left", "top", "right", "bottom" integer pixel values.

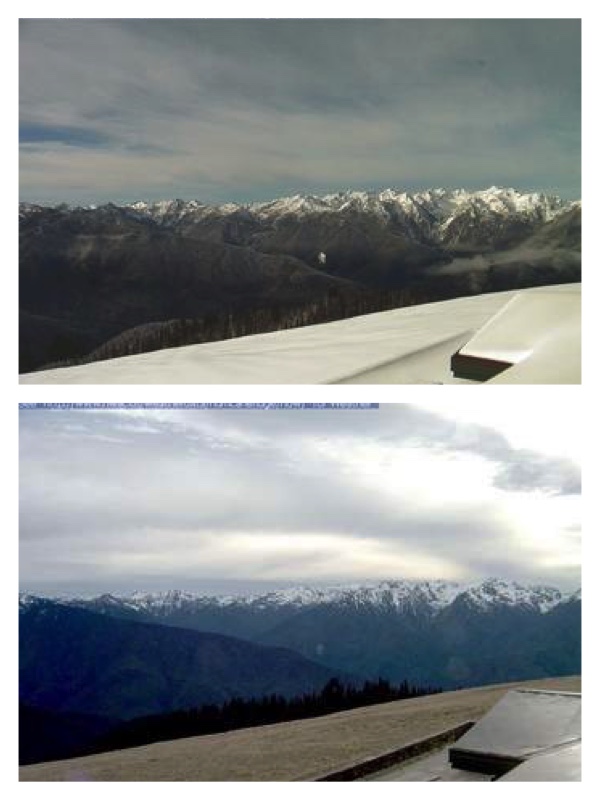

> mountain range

[
  {"left": 24, "top": 578, "right": 580, "bottom": 690},
  {"left": 19, "top": 579, "right": 581, "bottom": 764},
  {"left": 19, "top": 186, "right": 581, "bottom": 373}
]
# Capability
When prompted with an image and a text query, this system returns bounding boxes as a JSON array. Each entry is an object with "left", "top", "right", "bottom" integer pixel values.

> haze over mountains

[{"left": 19, "top": 187, "right": 581, "bottom": 373}]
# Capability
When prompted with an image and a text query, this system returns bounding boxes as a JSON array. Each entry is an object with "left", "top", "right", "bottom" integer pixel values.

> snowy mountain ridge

[
  {"left": 122, "top": 186, "right": 575, "bottom": 234},
  {"left": 20, "top": 578, "right": 579, "bottom": 616},
  {"left": 21, "top": 186, "right": 576, "bottom": 232}
]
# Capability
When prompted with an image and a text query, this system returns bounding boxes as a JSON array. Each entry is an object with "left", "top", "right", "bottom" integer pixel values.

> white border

[{"left": 7, "top": 6, "right": 591, "bottom": 797}]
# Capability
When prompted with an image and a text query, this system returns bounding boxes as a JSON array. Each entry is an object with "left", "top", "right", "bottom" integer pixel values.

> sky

[
  {"left": 19, "top": 403, "right": 581, "bottom": 597},
  {"left": 19, "top": 18, "right": 581, "bottom": 206}
]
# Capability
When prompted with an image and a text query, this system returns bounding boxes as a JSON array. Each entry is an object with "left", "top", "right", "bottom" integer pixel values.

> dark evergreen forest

[
  {"left": 97, "top": 677, "right": 442, "bottom": 753},
  {"left": 20, "top": 677, "right": 442, "bottom": 765}
]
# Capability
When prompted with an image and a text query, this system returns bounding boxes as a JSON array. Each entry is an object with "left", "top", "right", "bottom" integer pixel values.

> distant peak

[{"left": 47, "top": 578, "right": 576, "bottom": 616}]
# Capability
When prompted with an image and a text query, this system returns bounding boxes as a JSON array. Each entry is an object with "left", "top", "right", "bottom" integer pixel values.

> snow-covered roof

[
  {"left": 489, "top": 320, "right": 580, "bottom": 384},
  {"left": 452, "top": 286, "right": 580, "bottom": 382},
  {"left": 20, "top": 283, "right": 580, "bottom": 385}
]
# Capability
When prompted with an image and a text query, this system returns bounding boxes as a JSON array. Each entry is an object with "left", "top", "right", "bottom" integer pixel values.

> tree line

[
  {"left": 97, "top": 677, "right": 442, "bottom": 754},
  {"left": 35, "top": 280, "right": 454, "bottom": 372},
  {"left": 35, "top": 262, "right": 578, "bottom": 373}
]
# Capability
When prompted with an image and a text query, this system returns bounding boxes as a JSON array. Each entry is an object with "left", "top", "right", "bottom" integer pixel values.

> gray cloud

[
  {"left": 19, "top": 19, "right": 581, "bottom": 204},
  {"left": 19, "top": 405, "right": 581, "bottom": 595},
  {"left": 493, "top": 455, "right": 581, "bottom": 496},
  {"left": 400, "top": 412, "right": 581, "bottom": 496}
]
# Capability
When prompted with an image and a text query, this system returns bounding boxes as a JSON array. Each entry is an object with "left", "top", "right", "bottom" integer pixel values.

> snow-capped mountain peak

[
  {"left": 115, "top": 186, "right": 576, "bottom": 233},
  {"left": 458, "top": 578, "right": 563, "bottom": 613},
  {"left": 41, "top": 578, "right": 575, "bottom": 618},
  {"left": 18, "top": 593, "right": 39, "bottom": 610},
  {"left": 237, "top": 578, "right": 566, "bottom": 614}
]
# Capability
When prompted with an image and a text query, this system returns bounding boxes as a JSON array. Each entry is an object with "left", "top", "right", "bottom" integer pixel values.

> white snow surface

[
  {"left": 20, "top": 284, "right": 580, "bottom": 384},
  {"left": 457, "top": 288, "right": 580, "bottom": 365},
  {"left": 29, "top": 579, "right": 576, "bottom": 616}
]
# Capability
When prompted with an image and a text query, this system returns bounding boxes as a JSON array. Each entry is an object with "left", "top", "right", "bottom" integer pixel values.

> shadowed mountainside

[
  {"left": 19, "top": 598, "right": 349, "bottom": 720},
  {"left": 66, "top": 582, "right": 581, "bottom": 689},
  {"left": 19, "top": 193, "right": 580, "bottom": 372}
]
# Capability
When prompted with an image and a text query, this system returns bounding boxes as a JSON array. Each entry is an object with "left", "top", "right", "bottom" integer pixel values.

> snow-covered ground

[{"left": 20, "top": 283, "right": 580, "bottom": 385}]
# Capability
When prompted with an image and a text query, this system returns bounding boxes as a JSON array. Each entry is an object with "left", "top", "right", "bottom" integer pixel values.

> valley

[{"left": 19, "top": 187, "right": 581, "bottom": 374}]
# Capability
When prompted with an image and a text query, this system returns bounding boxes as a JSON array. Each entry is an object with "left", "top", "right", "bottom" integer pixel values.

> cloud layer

[
  {"left": 19, "top": 19, "right": 581, "bottom": 204},
  {"left": 19, "top": 404, "right": 581, "bottom": 595}
]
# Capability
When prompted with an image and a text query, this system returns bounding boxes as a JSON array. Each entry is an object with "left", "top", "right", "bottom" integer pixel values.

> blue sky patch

[{"left": 20, "top": 123, "right": 111, "bottom": 148}]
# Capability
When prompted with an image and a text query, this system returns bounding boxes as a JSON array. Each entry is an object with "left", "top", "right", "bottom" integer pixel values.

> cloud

[
  {"left": 19, "top": 405, "right": 580, "bottom": 594},
  {"left": 493, "top": 455, "right": 581, "bottom": 496},
  {"left": 19, "top": 19, "right": 581, "bottom": 204}
]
